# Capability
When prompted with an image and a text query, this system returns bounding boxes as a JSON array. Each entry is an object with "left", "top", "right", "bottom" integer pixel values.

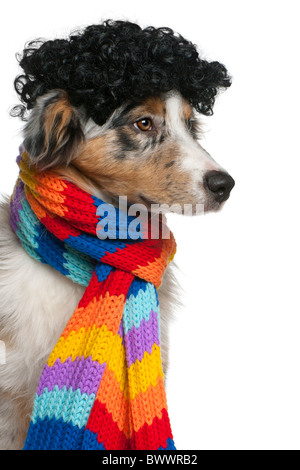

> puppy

[{"left": 0, "top": 20, "right": 234, "bottom": 449}]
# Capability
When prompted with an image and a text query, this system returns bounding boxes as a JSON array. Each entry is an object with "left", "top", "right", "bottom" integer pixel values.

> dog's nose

[{"left": 205, "top": 171, "right": 235, "bottom": 203}]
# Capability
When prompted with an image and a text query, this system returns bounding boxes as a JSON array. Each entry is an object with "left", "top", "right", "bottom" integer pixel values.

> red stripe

[
  {"left": 62, "top": 180, "right": 98, "bottom": 207},
  {"left": 86, "top": 399, "right": 130, "bottom": 450},
  {"left": 86, "top": 399, "right": 173, "bottom": 450},
  {"left": 78, "top": 270, "right": 134, "bottom": 308},
  {"left": 61, "top": 183, "right": 99, "bottom": 233},
  {"left": 101, "top": 239, "right": 163, "bottom": 273},
  {"left": 40, "top": 213, "right": 81, "bottom": 239},
  {"left": 130, "top": 407, "right": 173, "bottom": 450}
]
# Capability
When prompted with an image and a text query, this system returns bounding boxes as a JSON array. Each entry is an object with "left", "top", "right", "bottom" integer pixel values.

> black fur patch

[
  {"left": 117, "top": 129, "right": 139, "bottom": 152},
  {"left": 110, "top": 102, "right": 139, "bottom": 128},
  {"left": 165, "top": 160, "right": 175, "bottom": 168}
]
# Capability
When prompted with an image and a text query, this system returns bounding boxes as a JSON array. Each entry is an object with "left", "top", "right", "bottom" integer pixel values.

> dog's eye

[{"left": 134, "top": 118, "right": 153, "bottom": 132}]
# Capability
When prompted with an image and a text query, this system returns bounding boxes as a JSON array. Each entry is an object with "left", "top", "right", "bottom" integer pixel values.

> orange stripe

[
  {"left": 91, "top": 337, "right": 167, "bottom": 437},
  {"left": 62, "top": 293, "right": 126, "bottom": 337},
  {"left": 36, "top": 172, "right": 68, "bottom": 192},
  {"left": 25, "top": 189, "right": 48, "bottom": 220},
  {"left": 130, "top": 375, "right": 168, "bottom": 432},
  {"left": 96, "top": 371, "right": 167, "bottom": 437},
  {"left": 96, "top": 368, "right": 131, "bottom": 437},
  {"left": 133, "top": 257, "right": 168, "bottom": 287}
]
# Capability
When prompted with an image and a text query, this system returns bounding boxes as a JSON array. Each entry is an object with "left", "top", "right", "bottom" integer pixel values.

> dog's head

[{"left": 12, "top": 20, "right": 234, "bottom": 213}]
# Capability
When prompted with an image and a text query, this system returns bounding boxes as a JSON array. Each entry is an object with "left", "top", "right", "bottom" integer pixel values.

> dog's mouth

[
  {"left": 105, "top": 193, "right": 160, "bottom": 213},
  {"left": 100, "top": 190, "right": 226, "bottom": 217},
  {"left": 132, "top": 194, "right": 222, "bottom": 216}
]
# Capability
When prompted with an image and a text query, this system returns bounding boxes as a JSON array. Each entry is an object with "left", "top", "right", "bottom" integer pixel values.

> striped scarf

[{"left": 10, "top": 149, "right": 176, "bottom": 450}]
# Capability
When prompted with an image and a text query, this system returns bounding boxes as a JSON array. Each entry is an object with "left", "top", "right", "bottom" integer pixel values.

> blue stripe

[
  {"left": 24, "top": 418, "right": 175, "bottom": 450},
  {"left": 82, "top": 430, "right": 106, "bottom": 450},
  {"left": 36, "top": 229, "right": 70, "bottom": 276},
  {"left": 95, "top": 263, "right": 114, "bottom": 283},
  {"left": 63, "top": 245, "right": 95, "bottom": 286},
  {"left": 127, "top": 277, "right": 148, "bottom": 297},
  {"left": 66, "top": 233, "right": 128, "bottom": 260},
  {"left": 123, "top": 282, "right": 159, "bottom": 334},
  {"left": 24, "top": 416, "right": 85, "bottom": 450},
  {"left": 158, "top": 438, "right": 176, "bottom": 450},
  {"left": 31, "top": 386, "right": 95, "bottom": 429}
]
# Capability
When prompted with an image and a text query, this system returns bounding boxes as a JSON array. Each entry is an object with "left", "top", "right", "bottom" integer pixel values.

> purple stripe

[
  {"left": 10, "top": 180, "right": 25, "bottom": 231},
  {"left": 18, "top": 146, "right": 24, "bottom": 160},
  {"left": 37, "top": 357, "right": 106, "bottom": 396},
  {"left": 124, "top": 310, "right": 160, "bottom": 367},
  {"left": 118, "top": 320, "right": 124, "bottom": 340},
  {"left": 118, "top": 321, "right": 126, "bottom": 351}
]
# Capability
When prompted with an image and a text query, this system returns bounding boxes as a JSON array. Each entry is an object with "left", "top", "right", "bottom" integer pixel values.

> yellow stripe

[
  {"left": 127, "top": 344, "right": 164, "bottom": 400},
  {"left": 47, "top": 325, "right": 126, "bottom": 383}
]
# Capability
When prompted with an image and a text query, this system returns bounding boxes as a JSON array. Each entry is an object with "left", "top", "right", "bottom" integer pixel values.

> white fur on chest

[{"left": 0, "top": 198, "right": 177, "bottom": 449}]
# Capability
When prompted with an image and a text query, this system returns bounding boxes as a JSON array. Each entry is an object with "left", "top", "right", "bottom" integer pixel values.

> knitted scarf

[{"left": 10, "top": 149, "right": 176, "bottom": 450}]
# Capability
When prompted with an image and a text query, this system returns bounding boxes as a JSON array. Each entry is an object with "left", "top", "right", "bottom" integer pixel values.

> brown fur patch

[
  {"left": 42, "top": 92, "right": 84, "bottom": 165},
  {"left": 55, "top": 93, "right": 202, "bottom": 209},
  {"left": 134, "top": 96, "right": 165, "bottom": 118},
  {"left": 70, "top": 133, "right": 193, "bottom": 207},
  {"left": 44, "top": 94, "right": 74, "bottom": 144},
  {"left": 25, "top": 90, "right": 84, "bottom": 170},
  {"left": 183, "top": 99, "right": 193, "bottom": 120}
]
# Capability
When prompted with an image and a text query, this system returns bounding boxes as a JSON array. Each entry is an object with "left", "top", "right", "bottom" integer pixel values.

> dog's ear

[{"left": 23, "top": 90, "right": 84, "bottom": 170}]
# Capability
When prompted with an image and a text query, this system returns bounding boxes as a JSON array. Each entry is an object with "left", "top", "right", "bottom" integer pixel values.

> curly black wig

[{"left": 11, "top": 20, "right": 231, "bottom": 126}]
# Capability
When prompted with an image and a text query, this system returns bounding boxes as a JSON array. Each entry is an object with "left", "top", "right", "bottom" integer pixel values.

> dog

[{"left": 0, "top": 20, "right": 234, "bottom": 449}]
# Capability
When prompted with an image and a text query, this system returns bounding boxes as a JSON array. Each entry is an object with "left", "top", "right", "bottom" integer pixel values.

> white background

[{"left": 1, "top": 0, "right": 300, "bottom": 450}]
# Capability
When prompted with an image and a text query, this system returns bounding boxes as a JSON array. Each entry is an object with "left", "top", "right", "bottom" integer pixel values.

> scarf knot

[{"left": 10, "top": 149, "right": 176, "bottom": 450}]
